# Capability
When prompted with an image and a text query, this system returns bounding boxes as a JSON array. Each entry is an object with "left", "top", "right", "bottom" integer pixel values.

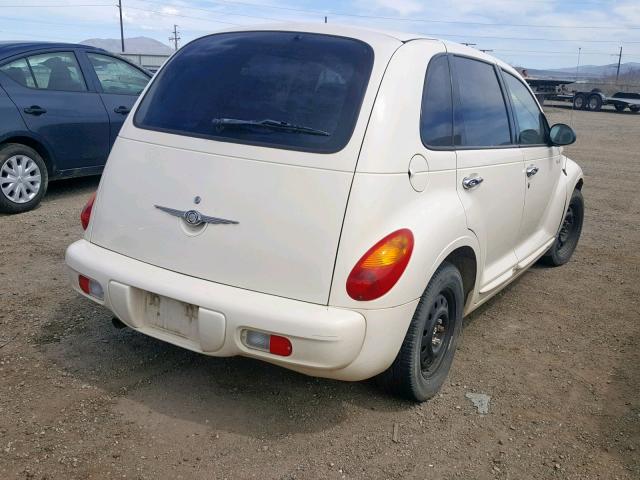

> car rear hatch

[{"left": 88, "top": 30, "right": 394, "bottom": 305}]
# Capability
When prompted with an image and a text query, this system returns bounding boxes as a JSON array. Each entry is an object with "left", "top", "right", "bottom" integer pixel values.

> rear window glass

[
  {"left": 134, "top": 32, "right": 375, "bottom": 153},
  {"left": 420, "top": 55, "right": 453, "bottom": 147},
  {"left": 453, "top": 56, "right": 511, "bottom": 148}
]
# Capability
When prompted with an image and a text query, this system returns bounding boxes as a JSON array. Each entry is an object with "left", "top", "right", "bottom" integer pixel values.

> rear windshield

[{"left": 134, "top": 31, "right": 374, "bottom": 153}]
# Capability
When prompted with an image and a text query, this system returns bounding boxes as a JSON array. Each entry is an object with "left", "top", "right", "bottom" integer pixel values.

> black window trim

[
  {"left": 499, "top": 68, "right": 551, "bottom": 148},
  {"left": 448, "top": 53, "right": 517, "bottom": 151},
  {"left": 0, "top": 49, "right": 92, "bottom": 94},
  {"left": 419, "top": 52, "right": 455, "bottom": 151},
  {"left": 132, "top": 30, "right": 376, "bottom": 155}
]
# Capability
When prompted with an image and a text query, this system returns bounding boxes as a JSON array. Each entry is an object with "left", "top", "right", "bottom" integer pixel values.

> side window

[
  {"left": 503, "top": 72, "right": 546, "bottom": 145},
  {"left": 87, "top": 53, "right": 149, "bottom": 95},
  {"left": 452, "top": 56, "right": 511, "bottom": 147},
  {"left": 26, "top": 52, "right": 87, "bottom": 92},
  {"left": 0, "top": 58, "right": 37, "bottom": 88},
  {"left": 420, "top": 55, "right": 453, "bottom": 147}
]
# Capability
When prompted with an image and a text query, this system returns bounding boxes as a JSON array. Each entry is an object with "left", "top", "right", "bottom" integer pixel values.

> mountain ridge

[{"left": 80, "top": 36, "right": 173, "bottom": 55}]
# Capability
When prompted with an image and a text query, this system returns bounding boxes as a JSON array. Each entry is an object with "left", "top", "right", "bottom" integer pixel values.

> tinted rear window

[
  {"left": 452, "top": 56, "right": 512, "bottom": 148},
  {"left": 420, "top": 55, "right": 453, "bottom": 147},
  {"left": 134, "top": 32, "right": 374, "bottom": 153}
]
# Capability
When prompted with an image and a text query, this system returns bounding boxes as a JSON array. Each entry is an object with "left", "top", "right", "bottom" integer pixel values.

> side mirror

[{"left": 549, "top": 123, "right": 576, "bottom": 146}]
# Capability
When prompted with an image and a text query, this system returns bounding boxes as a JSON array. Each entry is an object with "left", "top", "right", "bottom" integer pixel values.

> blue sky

[{"left": 1, "top": 0, "right": 639, "bottom": 69}]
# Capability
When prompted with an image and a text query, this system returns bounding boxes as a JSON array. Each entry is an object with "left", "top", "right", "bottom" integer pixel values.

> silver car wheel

[{"left": 0, "top": 155, "right": 42, "bottom": 204}]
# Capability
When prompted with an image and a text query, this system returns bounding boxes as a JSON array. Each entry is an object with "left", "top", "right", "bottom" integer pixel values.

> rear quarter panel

[
  {"left": 0, "top": 84, "right": 28, "bottom": 138},
  {"left": 330, "top": 40, "right": 480, "bottom": 310}
]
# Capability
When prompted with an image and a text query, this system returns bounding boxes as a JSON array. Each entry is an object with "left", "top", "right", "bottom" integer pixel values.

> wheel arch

[
  {"left": 441, "top": 246, "right": 477, "bottom": 306},
  {"left": 0, "top": 134, "right": 56, "bottom": 176}
]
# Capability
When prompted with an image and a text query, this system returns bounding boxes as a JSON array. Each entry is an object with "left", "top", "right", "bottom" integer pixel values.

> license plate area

[{"left": 143, "top": 292, "right": 198, "bottom": 338}]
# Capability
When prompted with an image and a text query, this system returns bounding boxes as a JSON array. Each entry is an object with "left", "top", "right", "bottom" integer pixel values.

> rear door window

[
  {"left": 26, "top": 52, "right": 87, "bottom": 92},
  {"left": 134, "top": 32, "right": 374, "bottom": 153},
  {"left": 0, "top": 58, "right": 36, "bottom": 88},
  {"left": 503, "top": 72, "right": 547, "bottom": 145},
  {"left": 452, "top": 56, "right": 511, "bottom": 148},
  {"left": 420, "top": 55, "right": 453, "bottom": 148},
  {"left": 87, "top": 53, "right": 150, "bottom": 95}
]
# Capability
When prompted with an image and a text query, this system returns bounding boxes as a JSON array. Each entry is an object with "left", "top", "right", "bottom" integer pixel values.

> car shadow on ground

[
  {"left": 43, "top": 175, "right": 100, "bottom": 202},
  {"left": 39, "top": 295, "right": 411, "bottom": 439},
  {"left": 0, "top": 175, "right": 101, "bottom": 218}
]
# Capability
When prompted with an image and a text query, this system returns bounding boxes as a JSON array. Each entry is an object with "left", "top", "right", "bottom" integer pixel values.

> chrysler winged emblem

[{"left": 154, "top": 205, "right": 239, "bottom": 226}]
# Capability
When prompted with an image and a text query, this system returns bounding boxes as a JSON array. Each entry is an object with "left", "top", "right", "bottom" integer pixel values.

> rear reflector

[
  {"left": 242, "top": 329, "right": 292, "bottom": 357},
  {"left": 78, "top": 274, "right": 104, "bottom": 300}
]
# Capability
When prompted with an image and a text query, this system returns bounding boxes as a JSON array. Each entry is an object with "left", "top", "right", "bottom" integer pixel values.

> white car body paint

[{"left": 66, "top": 23, "right": 583, "bottom": 381}]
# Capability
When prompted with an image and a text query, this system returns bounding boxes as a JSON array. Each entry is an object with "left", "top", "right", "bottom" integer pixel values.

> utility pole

[
  {"left": 169, "top": 24, "right": 180, "bottom": 51},
  {"left": 616, "top": 46, "right": 623, "bottom": 82},
  {"left": 117, "top": 0, "right": 125, "bottom": 53}
]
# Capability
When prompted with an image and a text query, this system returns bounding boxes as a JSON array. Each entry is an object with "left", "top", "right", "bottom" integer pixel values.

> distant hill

[
  {"left": 81, "top": 36, "right": 173, "bottom": 55},
  {"left": 521, "top": 62, "right": 640, "bottom": 80}
]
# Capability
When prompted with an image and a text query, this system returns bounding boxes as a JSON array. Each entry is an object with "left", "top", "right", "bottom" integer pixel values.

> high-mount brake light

[
  {"left": 346, "top": 229, "right": 414, "bottom": 301},
  {"left": 80, "top": 192, "right": 97, "bottom": 230}
]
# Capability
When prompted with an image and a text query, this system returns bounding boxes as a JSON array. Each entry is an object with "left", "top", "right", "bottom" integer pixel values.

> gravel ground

[{"left": 0, "top": 105, "right": 638, "bottom": 479}]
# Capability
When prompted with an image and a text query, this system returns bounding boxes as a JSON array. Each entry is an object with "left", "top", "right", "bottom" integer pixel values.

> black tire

[
  {"left": 377, "top": 262, "right": 464, "bottom": 402},
  {"left": 0, "top": 143, "right": 48, "bottom": 214},
  {"left": 630, "top": 105, "right": 640, "bottom": 113},
  {"left": 541, "top": 189, "right": 584, "bottom": 267},
  {"left": 586, "top": 93, "right": 602, "bottom": 111},
  {"left": 573, "top": 93, "right": 586, "bottom": 110},
  {"left": 614, "top": 104, "right": 626, "bottom": 112}
]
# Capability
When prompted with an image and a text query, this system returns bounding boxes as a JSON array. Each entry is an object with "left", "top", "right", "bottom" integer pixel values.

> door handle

[
  {"left": 462, "top": 175, "right": 484, "bottom": 190},
  {"left": 23, "top": 105, "right": 47, "bottom": 116},
  {"left": 526, "top": 165, "right": 539, "bottom": 177},
  {"left": 114, "top": 106, "right": 131, "bottom": 115}
]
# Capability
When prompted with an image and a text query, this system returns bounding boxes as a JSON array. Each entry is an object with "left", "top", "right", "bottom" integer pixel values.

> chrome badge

[{"left": 155, "top": 205, "right": 239, "bottom": 226}]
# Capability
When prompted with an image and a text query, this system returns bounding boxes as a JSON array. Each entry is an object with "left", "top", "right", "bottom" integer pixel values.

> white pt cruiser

[{"left": 66, "top": 24, "right": 584, "bottom": 401}]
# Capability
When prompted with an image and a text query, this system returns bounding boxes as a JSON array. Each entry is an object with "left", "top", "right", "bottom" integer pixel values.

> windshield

[{"left": 134, "top": 31, "right": 374, "bottom": 153}]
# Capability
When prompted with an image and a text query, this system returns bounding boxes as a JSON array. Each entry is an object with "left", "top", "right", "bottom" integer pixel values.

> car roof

[
  {"left": 210, "top": 23, "right": 519, "bottom": 76},
  {"left": 215, "top": 22, "right": 436, "bottom": 46},
  {"left": 0, "top": 41, "right": 107, "bottom": 60}
]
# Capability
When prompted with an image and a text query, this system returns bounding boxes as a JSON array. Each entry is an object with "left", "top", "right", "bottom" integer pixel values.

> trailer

[
  {"left": 561, "top": 90, "right": 640, "bottom": 113},
  {"left": 524, "top": 77, "right": 640, "bottom": 113}
]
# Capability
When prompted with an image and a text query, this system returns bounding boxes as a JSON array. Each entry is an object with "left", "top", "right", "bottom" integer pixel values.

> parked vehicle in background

[
  {"left": 522, "top": 74, "right": 640, "bottom": 113},
  {"left": 66, "top": 25, "right": 584, "bottom": 402},
  {"left": 0, "top": 42, "right": 151, "bottom": 213},
  {"left": 569, "top": 90, "right": 640, "bottom": 112}
]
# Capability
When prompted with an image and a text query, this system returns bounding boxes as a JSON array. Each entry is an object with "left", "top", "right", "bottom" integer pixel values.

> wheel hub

[
  {"left": 0, "top": 155, "right": 41, "bottom": 204},
  {"left": 420, "top": 293, "right": 453, "bottom": 377},
  {"left": 558, "top": 206, "right": 575, "bottom": 246}
]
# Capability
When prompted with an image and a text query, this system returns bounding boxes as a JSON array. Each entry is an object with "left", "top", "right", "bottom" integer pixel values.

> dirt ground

[{"left": 1, "top": 105, "right": 638, "bottom": 480}]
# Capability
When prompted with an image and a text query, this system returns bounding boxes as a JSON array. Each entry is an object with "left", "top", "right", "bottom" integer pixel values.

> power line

[
  {"left": 129, "top": 0, "right": 640, "bottom": 44},
  {"left": 0, "top": 3, "right": 112, "bottom": 6},
  {"left": 132, "top": 0, "right": 286, "bottom": 23},
  {"left": 125, "top": 5, "right": 241, "bottom": 25},
  {"left": 194, "top": 0, "right": 640, "bottom": 30},
  {"left": 432, "top": 32, "right": 640, "bottom": 45},
  {"left": 5, "top": 0, "right": 639, "bottom": 31}
]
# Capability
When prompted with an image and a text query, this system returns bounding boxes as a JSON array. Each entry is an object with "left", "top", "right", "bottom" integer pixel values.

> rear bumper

[{"left": 65, "top": 240, "right": 417, "bottom": 381}]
